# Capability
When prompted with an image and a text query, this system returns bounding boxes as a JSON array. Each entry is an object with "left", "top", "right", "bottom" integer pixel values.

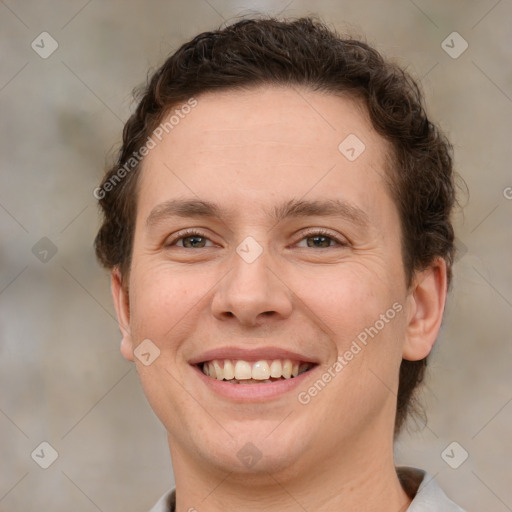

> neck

[{"left": 168, "top": 429, "right": 411, "bottom": 512}]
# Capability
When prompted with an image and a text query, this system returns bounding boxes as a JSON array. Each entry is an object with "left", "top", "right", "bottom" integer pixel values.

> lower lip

[{"left": 191, "top": 364, "right": 317, "bottom": 402}]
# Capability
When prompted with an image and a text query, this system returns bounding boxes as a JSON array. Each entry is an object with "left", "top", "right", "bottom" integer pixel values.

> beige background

[{"left": 1, "top": 1, "right": 511, "bottom": 511}]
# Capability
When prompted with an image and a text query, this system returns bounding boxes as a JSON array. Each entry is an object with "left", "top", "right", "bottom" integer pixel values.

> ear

[
  {"left": 403, "top": 257, "right": 448, "bottom": 361},
  {"left": 111, "top": 267, "right": 135, "bottom": 362}
]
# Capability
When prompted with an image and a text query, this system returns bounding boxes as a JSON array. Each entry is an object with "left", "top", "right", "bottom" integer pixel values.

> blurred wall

[{"left": 1, "top": 1, "right": 511, "bottom": 511}]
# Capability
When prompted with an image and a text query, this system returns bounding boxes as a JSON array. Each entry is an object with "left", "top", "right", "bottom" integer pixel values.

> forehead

[{"left": 136, "top": 85, "right": 395, "bottom": 226}]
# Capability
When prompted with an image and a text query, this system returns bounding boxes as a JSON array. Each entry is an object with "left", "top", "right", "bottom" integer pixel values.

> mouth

[
  {"left": 197, "top": 358, "right": 316, "bottom": 384},
  {"left": 189, "top": 347, "right": 320, "bottom": 401}
]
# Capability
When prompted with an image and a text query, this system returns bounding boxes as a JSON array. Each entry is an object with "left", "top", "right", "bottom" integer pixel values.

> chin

[{"left": 194, "top": 424, "right": 311, "bottom": 478}]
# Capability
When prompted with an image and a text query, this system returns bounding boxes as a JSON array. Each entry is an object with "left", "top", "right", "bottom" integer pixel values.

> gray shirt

[{"left": 149, "top": 466, "right": 466, "bottom": 511}]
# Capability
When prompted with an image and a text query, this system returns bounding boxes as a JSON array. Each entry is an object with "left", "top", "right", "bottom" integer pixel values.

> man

[{"left": 94, "top": 16, "right": 465, "bottom": 512}]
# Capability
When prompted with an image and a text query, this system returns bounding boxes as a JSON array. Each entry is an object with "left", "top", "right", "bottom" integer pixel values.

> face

[{"left": 112, "top": 86, "right": 444, "bottom": 482}]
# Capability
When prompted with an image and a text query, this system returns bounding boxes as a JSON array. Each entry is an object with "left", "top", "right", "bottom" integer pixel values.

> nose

[{"left": 210, "top": 242, "right": 293, "bottom": 328}]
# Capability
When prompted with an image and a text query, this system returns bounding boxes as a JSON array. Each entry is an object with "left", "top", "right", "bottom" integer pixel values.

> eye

[
  {"left": 165, "top": 228, "right": 348, "bottom": 249},
  {"left": 295, "top": 229, "right": 348, "bottom": 249},
  {"left": 166, "top": 229, "right": 215, "bottom": 249}
]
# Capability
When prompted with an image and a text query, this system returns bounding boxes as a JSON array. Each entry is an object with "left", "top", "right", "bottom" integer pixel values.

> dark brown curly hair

[{"left": 94, "top": 16, "right": 456, "bottom": 436}]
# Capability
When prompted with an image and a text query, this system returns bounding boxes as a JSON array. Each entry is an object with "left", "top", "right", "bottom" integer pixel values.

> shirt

[{"left": 148, "top": 466, "right": 466, "bottom": 511}]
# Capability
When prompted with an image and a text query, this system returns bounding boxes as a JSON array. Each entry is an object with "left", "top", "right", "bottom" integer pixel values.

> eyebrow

[{"left": 145, "top": 197, "right": 370, "bottom": 229}]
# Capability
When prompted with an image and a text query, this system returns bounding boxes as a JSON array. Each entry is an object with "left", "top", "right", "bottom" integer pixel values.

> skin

[{"left": 111, "top": 85, "right": 447, "bottom": 512}]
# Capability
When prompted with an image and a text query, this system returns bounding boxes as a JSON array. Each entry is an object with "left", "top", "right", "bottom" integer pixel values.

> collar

[{"left": 150, "top": 466, "right": 466, "bottom": 511}]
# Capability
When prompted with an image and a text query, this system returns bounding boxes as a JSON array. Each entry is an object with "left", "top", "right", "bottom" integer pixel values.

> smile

[
  {"left": 189, "top": 346, "right": 320, "bottom": 400},
  {"left": 199, "top": 359, "right": 315, "bottom": 384}
]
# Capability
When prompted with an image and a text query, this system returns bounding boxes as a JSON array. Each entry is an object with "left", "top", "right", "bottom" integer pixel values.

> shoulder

[
  {"left": 148, "top": 470, "right": 466, "bottom": 512},
  {"left": 148, "top": 488, "right": 175, "bottom": 512},
  {"left": 397, "top": 466, "right": 467, "bottom": 511}
]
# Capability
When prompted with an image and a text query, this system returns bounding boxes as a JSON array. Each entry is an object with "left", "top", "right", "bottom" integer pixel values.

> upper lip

[{"left": 189, "top": 346, "right": 320, "bottom": 365}]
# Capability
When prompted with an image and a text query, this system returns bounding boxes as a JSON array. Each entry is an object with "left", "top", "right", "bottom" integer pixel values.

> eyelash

[{"left": 166, "top": 228, "right": 348, "bottom": 249}]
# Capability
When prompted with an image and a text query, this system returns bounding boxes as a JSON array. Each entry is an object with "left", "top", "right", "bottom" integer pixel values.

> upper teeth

[{"left": 201, "top": 359, "right": 312, "bottom": 380}]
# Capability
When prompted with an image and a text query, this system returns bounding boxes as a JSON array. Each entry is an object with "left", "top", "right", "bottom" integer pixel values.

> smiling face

[{"left": 111, "top": 85, "right": 444, "bottom": 486}]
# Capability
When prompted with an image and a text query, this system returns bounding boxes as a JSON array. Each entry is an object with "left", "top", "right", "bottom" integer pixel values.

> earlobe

[
  {"left": 403, "top": 258, "right": 448, "bottom": 361},
  {"left": 111, "top": 268, "right": 135, "bottom": 362}
]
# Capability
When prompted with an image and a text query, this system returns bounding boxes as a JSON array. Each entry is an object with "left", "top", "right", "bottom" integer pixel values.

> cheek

[
  {"left": 128, "top": 263, "right": 200, "bottom": 343},
  {"left": 127, "top": 267, "right": 204, "bottom": 430},
  {"left": 290, "top": 264, "right": 396, "bottom": 345}
]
